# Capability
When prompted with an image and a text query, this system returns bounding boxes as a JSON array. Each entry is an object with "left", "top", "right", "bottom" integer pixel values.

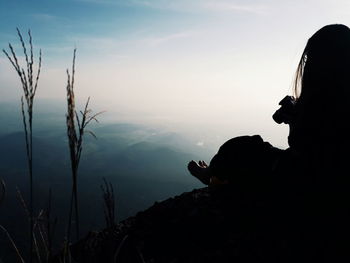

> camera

[{"left": 272, "top": 96, "right": 296, "bottom": 124}]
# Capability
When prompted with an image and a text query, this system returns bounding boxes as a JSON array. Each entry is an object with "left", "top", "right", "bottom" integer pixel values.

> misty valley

[{"left": 0, "top": 101, "right": 210, "bottom": 261}]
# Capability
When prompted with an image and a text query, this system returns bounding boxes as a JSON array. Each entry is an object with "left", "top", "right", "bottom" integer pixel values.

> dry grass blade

[
  {"left": 3, "top": 28, "right": 42, "bottom": 114},
  {"left": 16, "top": 28, "right": 31, "bottom": 89},
  {"left": 16, "top": 187, "right": 30, "bottom": 217},
  {"left": 0, "top": 225, "right": 25, "bottom": 263},
  {"left": 3, "top": 28, "right": 42, "bottom": 263},
  {"left": 16, "top": 188, "right": 45, "bottom": 262},
  {"left": 86, "top": 130, "right": 97, "bottom": 139},
  {"left": 34, "top": 49, "right": 42, "bottom": 95},
  {"left": 101, "top": 178, "right": 116, "bottom": 228},
  {"left": 0, "top": 179, "right": 5, "bottom": 205},
  {"left": 21, "top": 97, "right": 30, "bottom": 162},
  {"left": 33, "top": 217, "right": 43, "bottom": 263},
  {"left": 45, "top": 188, "right": 57, "bottom": 261},
  {"left": 37, "top": 221, "right": 48, "bottom": 258},
  {"left": 65, "top": 48, "right": 104, "bottom": 242},
  {"left": 136, "top": 246, "right": 146, "bottom": 263},
  {"left": 66, "top": 49, "right": 80, "bottom": 242},
  {"left": 113, "top": 235, "right": 129, "bottom": 263},
  {"left": 33, "top": 190, "right": 58, "bottom": 263},
  {"left": 61, "top": 240, "right": 73, "bottom": 263}
]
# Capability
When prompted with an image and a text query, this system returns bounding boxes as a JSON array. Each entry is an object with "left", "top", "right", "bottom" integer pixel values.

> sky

[{"left": 1, "top": 0, "right": 350, "bottom": 149}]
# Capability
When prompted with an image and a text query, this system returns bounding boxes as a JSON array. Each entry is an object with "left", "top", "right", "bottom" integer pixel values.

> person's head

[{"left": 288, "top": 24, "right": 350, "bottom": 152}]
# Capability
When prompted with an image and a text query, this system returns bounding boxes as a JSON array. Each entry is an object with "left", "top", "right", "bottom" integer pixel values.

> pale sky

[{"left": 1, "top": 0, "right": 350, "bottom": 149}]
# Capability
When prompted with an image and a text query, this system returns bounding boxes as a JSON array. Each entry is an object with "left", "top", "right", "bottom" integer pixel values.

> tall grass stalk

[
  {"left": 66, "top": 49, "right": 103, "bottom": 242},
  {"left": 101, "top": 178, "right": 116, "bottom": 228},
  {"left": 2, "top": 28, "right": 42, "bottom": 263},
  {"left": 0, "top": 179, "right": 5, "bottom": 205},
  {"left": 16, "top": 188, "right": 42, "bottom": 262},
  {"left": 0, "top": 225, "right": 25, "bottom": 263},
  {"left": 44, "top": 189, "right": 57, "bottom": 262},
  {"left": 16, "top": 188, "right": 55, "bottom": 263}
]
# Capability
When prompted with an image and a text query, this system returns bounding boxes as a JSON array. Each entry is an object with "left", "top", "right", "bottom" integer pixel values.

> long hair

[{"left": 292, "top": 24, "right": 350, "bottom": 141}]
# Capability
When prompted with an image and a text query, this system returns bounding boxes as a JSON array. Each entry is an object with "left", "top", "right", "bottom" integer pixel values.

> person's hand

[
  {"left": 187, "top": 160, "right": 210, "bottom": 185},
  {"left": 198, "top": 160, "right": 208, "bottom": 168}
]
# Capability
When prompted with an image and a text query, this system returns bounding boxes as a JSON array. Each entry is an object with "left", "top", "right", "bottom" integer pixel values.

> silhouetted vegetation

[
  {"left": 0, "top": 179, "right": 5, "bottom": 206},
  {"left": 0, "top": 29, "right": 202, "bottom": 263},
  {"left": 1, "top": 30, "right": 103, "bottom": 263},
  {"left": 66, "top": 48, "right": 103, "bottom": 243},
  {"left": 2, "top": 28, "right": 42, "bottom": 263},
  {"left": 101, "top": 178, "right": 116, "bottom": 228}
]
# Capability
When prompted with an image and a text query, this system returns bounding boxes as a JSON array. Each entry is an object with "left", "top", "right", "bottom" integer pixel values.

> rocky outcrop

[{"left": 68, "top": 184, "right": 350, "bottom": 263}]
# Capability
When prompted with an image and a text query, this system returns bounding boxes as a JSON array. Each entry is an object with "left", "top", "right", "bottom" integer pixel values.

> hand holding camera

[{"left": 272, "top": 96, "right": 297, "bottom": 125}]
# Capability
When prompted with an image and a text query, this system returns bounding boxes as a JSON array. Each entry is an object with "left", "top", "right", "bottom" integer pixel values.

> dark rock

[{"left": 67, "top": 184, "right": 350, "bottom": 263}]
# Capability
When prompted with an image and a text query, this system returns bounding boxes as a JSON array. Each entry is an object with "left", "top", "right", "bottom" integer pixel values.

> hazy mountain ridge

[
  {"left": 0, "top": 103, "right": 210, "bottom": 262},
  {"left": 0, "top": 123, "right": 204, "bottom": 216}
]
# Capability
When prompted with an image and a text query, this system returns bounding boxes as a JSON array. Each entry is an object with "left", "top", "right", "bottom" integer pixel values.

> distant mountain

[
  {"left": 0, "top": 104, "right": 209, "bottom": 262},
  {"left": 0, "top": 124, "right": 203, "bottom": 216}
]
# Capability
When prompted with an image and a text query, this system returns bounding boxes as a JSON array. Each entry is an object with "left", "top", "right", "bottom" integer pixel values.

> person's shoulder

[
  {"left": 223, "top": 134, "right": 263, "bottom": 145},
  {"left": 221, "top": 134, "right": 270, "bottom": 147},
  {"left": 219, "top": 134, "right": 280, "bottom": 155}
]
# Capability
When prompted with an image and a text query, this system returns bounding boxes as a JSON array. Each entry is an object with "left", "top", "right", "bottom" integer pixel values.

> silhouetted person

[
  {"left": 188, "top": 24, "right": 350, "bottom": 261},
  {"left": 188, "top": 23, "right": 350, "bottom": 186}
]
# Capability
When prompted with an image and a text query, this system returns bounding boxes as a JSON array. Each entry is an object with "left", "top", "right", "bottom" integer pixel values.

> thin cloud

[
  {"left": 75, "top": 0, "right": 115, "bottom": 3},
  {"left": 196, "top": 141, "right": 204, "bottom": 147},
  {"left": 73, "top": 0, "right": 269, "bottom": 15},
  {"left": 31, "top": 13, "right": 58, "bottom": 21},
  {"left": 69, "top": 31, "right": 194, "bottom": 50},
  {"left": 74, "top": 0, "right": 130, "bottom": 5},
  {"left": 128, "top": 0, "right": 269, "bottom": 15},
  {"left": 144, "top": 31, "right": 194, "bottom": 47},
  {"left": 129, "top": 0, "right": 201, "bottom": 11},
  {"left": 67, "top": 36, "right": 123, "bottom": 49},
  {"left": 202, "top": 2, "right": 269, "bottom": 15}
]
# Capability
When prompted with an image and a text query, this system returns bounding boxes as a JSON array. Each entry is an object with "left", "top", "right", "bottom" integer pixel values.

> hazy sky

[{"left": 1, "top": 0, "right": 350, "bottom": 148}]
